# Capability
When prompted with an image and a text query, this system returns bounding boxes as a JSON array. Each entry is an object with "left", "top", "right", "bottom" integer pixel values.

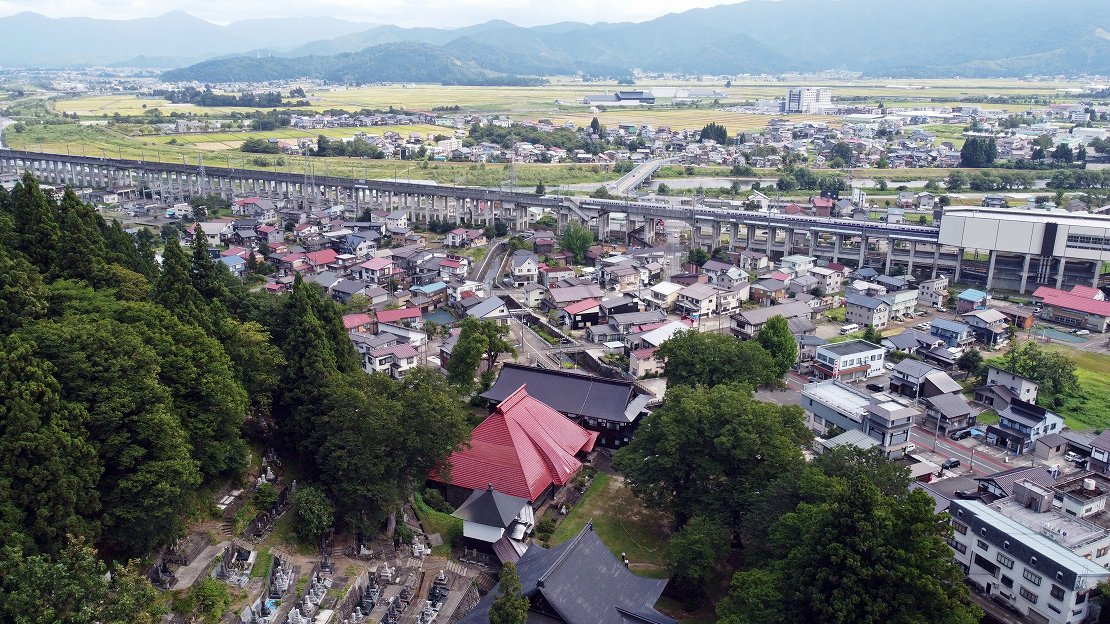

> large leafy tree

[
  {"left": 0, "top": 538, "right": 164, "bottom": 624},
  {"left": 614, "top": 383, "right": 810, "bottom": 528},
  {"left": 446, "top": 318, "right": 487, "bottom": 390},
  {"left": 293, "top": 484, "right": 335, "bottom": 545},
  {"left": 755, "top": 315, "right": 797, "bottom": 380},
  {"left": 655, "top": 330, "right": 778, "bottom": 388},
  {"left": 0, "top": 336, "right": 100, "bottom": 554},
  {"left": 489, "top": 561, "right": 530, "bottom": 624},
  {"left": 666, "top": 515, "right": 730, "bottom": 606},
  {"left": 560, "top": 221, "right": 593, "bottom": 263},
  {"left": 476, "top": 318, "right": 516, "bottom": 372},
  {"left": 776, "top": 480, "right": 980, "bottom": 624}
]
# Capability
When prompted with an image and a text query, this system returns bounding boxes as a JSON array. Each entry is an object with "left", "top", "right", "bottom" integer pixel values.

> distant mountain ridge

[
  {"left": 3, "top": 0, "right": 1110, "bottom": 77},
  {"left": 0, "top": 12, "right": 374, "bottom": 67}
]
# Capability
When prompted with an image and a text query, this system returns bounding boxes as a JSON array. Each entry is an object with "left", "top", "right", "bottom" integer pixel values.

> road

[
  {"left": 910, "top": 425, "right": 1012, "bottom": 476},
  {"left": 470, "top": 238, "right": 506, "bottom": 282}
]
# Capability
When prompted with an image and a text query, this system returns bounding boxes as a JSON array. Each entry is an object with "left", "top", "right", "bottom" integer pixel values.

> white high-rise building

[{"left": 786, "top": 87, "right": 832, "bottom": 113}]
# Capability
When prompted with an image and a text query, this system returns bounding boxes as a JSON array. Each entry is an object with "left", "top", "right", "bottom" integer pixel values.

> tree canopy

[
  {"left": 756, "top": 315, "right": 797, "bottom": 380},
  {"left": 655, "top": 330, "right": 780, "bottom": 388},
  {"left": 560, "top": 222, "right": 594, "bottom": 263}
]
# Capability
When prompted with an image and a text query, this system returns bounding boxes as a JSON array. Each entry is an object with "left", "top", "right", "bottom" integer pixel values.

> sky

[{"left": 0, "top": 0, "right": 744, "bottom": 27}]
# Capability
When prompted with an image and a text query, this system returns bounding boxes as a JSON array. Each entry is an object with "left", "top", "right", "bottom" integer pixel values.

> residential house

[
  {"left": 598, "top": 296, "right": 639, "bottom": 321},
  {"left": 751, "top": 278, "right": 789, "bottom": 306},
  {"left": 845, "top": 294, "right": 890, "bottom": 329},
  {"left": 809, "top": 265, "right": 843, "bottom": 295},
  {"left": 930, "top": 318, "right": 974, "bottom": 347},
  {"left": 700, "top": 260, "right": 748, "bottom": 288},
  {"left": 986, "top": 399, "right": 1064, "bottom": 455},
  {"left": 974, "top": 365, "right": 1040, "bottom": 411},
  {"left": 732, "top": 300, "right": 813, "bottom": 339},
  {"left": 509, "top": 251, "right": 540, "bottom": 287},
  {"left": 196, "top": 221, "right": 233, "bottom": 247},
  {"left": 647, "top": 281, "right": 684, "bottom": 311},
  {"left": 586, "top": 310, "right": 668, "bottom": 344},
  {"left": 459, "top": 523, "right": 676, "bottom": 624},
  {"left": 561, "top": 298, "right": 601, "bottom": 329},
  {"left": 219, "top": 255, "right": 246, "bottom": 277},
  {"left": 923, "top": 393, "right": 975, "bottom": 435},
  {"left": 801, "top": 381, "right": 916, "bottom": 457},
  {"left": 629, "top": 347, "right": 663, "bottom": 378},
  {"left": 917, "top": 276, "right": 950, "bottom": 309},
  {"left": 738, "top": 250, "right": 770, "bottom": 272},
  {"left": 445, "top": 227, "right": 487, "bottom": 248},
  {"left": 521, "top": 283, "right": 545, "bottom": 308},
  {"left": 882, "top": 329, "right": 944, "bottom": 356},
  {"left": 812, "top": 340, "right": 886, "bottom": 382},
  {"left": 778, "top": 254, "right": 816, "bottom": 277},
  {"left": 385, "top": 210, "right": 408, "bottom": 230},
  {"left": 544, "top": 284, "right": 606, "bottom": 311},
  {"left": 467, "top": 297, "right": 510, "bottom": 325},
  {"left": 875, "top": 274, "right": 912, "bottom": 293},
  {"left": 539, "top": 265, "right": 576, "bottom": 288},
  {"left": 675, "top": 283, "right": 721, "bottom": 318},
  {"left": 363, "top": 344, "right": 419, "bottom": 379},
  {"left": 431, "top": 385, "right": 597, "bottom": 505},
  {"left": 600, "top": 263, "right": 641, "bottom": 292},
  {"left": 329, "top": 279, "right": 370, "bottom": 304},
  {"left": 962, "top": 308, "right": 1011, "bottom": 349},
  {"left": 879, "top": 289, "right": 920, "bottom": 320},
  {"left": 375, "top": 307, "right": 422, "bottom": 327},
  {"left": 888, "top": 359, "right": 963, "bottom": 400},
  {"left": 956, "top": 289, "right": 991, "bottom": 314},
  {"left": 480, "top": 363, "right": 654, "bottom": 450},
  {"left": 996, "top": 304, "right": 1036, "bottom": 330}
]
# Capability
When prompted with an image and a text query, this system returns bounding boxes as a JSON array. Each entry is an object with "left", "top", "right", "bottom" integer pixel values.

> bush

[
  {"left": 422, "top": 488, "right": 454, "bottom": 514},
  {"left": 254, "top": 482, "right": 278, "bottom": 512},
  {"left": 536, "top": 518, "right": 556, "bottom": 542}
]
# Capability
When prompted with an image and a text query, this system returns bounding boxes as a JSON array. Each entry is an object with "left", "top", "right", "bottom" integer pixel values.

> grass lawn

[
  {"left": 267, "top": 507, "right": 318, "bottom": 556},
  {"left": 461, "top": 246, "right": 488, "bottom": 263},
  {"left": 824, "top": 306, "right": 846, "bottom": 322},
  {"left": 976, "top": 409, "right": 1000, "bottom": 426},
  {"left": 412, "top": 490, "right": 462, "bottom": 557},
  {"left": 550, "top": 472, "right": 672, "bottom": 578},
  {"left": 250, "top": 546, "right": 272, "bottom": 579}
]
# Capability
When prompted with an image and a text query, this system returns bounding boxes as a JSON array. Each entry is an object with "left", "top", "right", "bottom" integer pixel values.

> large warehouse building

[{"left": 938, "top": 207, "right": 1110, "bottom": 293}]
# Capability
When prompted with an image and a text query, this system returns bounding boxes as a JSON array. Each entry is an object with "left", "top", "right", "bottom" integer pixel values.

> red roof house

[
  {"left": 433, "top": 385, "right": 598, "bottom": 502},
  {"left": 375, "top": 307, "right": 422, "bottom": 325}
]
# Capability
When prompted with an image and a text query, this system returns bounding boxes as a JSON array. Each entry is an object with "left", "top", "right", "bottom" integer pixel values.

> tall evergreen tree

[
  {"left": 0, "top": 244, "right": 48, "bottom": 334},
  {"left": 489, "top": 562, "right": 530, "bottom": 624},
  {"left": 55, "top": 188, "right": 107, "bottom": 284},
  {"left": 191, "top": 238, "right": 228, "bottom": 303},
  {"left": 0, "top": 336, "right": 101, "bottom": 554},
  {"left": 276, "top": 275, "right": 342, "bottom": 464},
  {"left": 9, "top": 172, "right": 60, "bottom": 275},
  {"left": 154, "top": 238, "right": 210, "bottom": 330}
]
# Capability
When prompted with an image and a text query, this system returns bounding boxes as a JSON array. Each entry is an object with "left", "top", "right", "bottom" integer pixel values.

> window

[
  {"left": 996, "top": 553, "right": 1014, "bottom": 569},
  {"left": 1051, "top": 585, "right": 1065, "bottom": 600},
  {"left": 1001, "top": 575, "right": 1014, "bottom": 588},
  {"left": 1098, "top": 546, "right": 1109, "bottom": 558},
  {"left": 977, "top": 539, "right": 989, "bottom": 551},
  {"left": 1077, "top": 592, "right": 1088, "bottom": 605},
  {"left": 1048, "top": 604, "right": 1061, "bottom": 614},
  {"left": 1019, "top": 587, "right": 1038, "bottom": 604},
  {"left": 950, "top": 540, "right": 967, "bottom": 554},
  {"left": 1024, "top": 569, "right": 1042, "bottom": 586}
]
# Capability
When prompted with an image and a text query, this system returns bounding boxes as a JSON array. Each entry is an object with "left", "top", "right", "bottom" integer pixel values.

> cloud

[{"left": 0, "top": 0, "right": 740, "bottom": 26}]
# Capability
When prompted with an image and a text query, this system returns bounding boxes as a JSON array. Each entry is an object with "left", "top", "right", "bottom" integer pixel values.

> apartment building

[
  {"left": 812, "top": 340, "right": 886, "bottom": 382},
  {"left": 801, "top": 380, "right": 915, "bottom": 457}
]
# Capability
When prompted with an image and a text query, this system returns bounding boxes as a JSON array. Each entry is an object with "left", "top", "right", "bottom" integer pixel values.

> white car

[
  {"left": 1074, "top": 329, "right": 1091, "bottom": 336},
  {"left": 903, "top": 443, "right": 916, "bottom": 454},
  {"left": 884, "top": 362, "right": 895, "bottom": 370}
]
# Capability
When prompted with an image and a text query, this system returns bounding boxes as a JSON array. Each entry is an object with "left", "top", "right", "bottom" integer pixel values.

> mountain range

[{"left": 4, "top": 0, "right": 1110, "bottom": 79}]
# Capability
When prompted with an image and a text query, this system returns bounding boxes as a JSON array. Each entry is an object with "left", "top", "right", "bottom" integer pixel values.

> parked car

[
  {"left": 915, "top": 310, "right": 928, "bottom": 317},
  {"left": 866, "top": 383, "right": 885, "bottom": 392},
  {"left": 1074, "top": 329, "right": 1091, "bottom": 336},
  {"left": 941, "top": 458, "right": 961, "bottom": 470},
  {"left": 884, "top": 362, "right": 895, "bottom": 370},
  {"left": 1064, "top": 451, "right": 1083, "bottom": 463},
  {"left": 903, "top": 443, "right": 916, "bottom": 454},
  {"left": 950, "top": 429, "right": 972, "bottom": 441}
]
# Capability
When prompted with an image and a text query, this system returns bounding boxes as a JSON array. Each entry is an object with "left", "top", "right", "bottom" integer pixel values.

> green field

[
  {"left": 550, "top": 472, "right": 672, "bottom": 578},
  {"left": 1042, "top": 346, "right": 1110, "bottom": 431}
]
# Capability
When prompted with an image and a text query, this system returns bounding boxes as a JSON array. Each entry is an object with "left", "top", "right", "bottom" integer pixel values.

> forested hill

[
  {"left": 161, "top": 42, "right": 550, "bottom": 86},
  {"left": 0, "top": 173, "right": 471, "bottom": 618}
]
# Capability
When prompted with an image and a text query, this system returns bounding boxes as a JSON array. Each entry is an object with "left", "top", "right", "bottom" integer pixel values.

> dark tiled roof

[
  {"left": 481, "top": 363, "right": 650, "bottom": 424},
  {"left": 976, "top": 465, "right": 1058, "bottom": 497},
  {"left": 452, "top": 485, "right": 528, "bottom": 530},
  {"left": 460, "top": 524, "right": 676, "bottom": 624}
]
